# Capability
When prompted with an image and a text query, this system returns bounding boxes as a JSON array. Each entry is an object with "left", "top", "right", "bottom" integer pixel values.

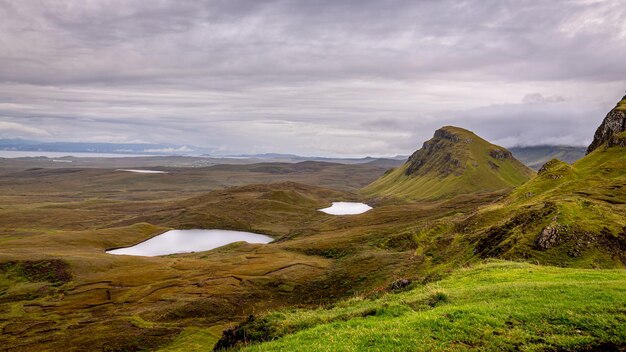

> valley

[{"left": 0, "top": 96, "right": 625, "bottom": 351}]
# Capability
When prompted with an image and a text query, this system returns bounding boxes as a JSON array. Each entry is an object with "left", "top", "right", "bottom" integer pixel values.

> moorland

[{"left": 0, "top": 95, "right": 625, "bottom": 351}]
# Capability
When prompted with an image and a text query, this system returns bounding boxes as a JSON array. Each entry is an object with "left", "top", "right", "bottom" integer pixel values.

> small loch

[
  {"left": 318, "top": 202, "right": 372, "bottom": 215},
  {"left": 106, "top": 229, "right": 273, "bottom": 256},
  {"left": 116, "top": 169, "right": 168, "bottom": 174}
]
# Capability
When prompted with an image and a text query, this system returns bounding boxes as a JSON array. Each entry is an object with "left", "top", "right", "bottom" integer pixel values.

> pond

[
  {"left": 318, "top": 202, "right": 372, "bottom": 215},
  {"left": 116, "top": 169, "right": 168, "bottom": 174},
  {"left": 106, "top": 229, "right": 273, "bottom": 256}
]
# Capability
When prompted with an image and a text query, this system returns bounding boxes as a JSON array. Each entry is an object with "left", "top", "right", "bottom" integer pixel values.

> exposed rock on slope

[
  {"left": 363, "top": 126, "right": 534, "bottom": 201},
  {"left": 587, "top": 95, "right": 626, "bottom": 154},
  {"left": 457, "top": 94, "right": 626, "bottom": 267}
]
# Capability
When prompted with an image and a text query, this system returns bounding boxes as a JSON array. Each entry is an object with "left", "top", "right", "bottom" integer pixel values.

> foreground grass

[
  {"left": 224, "top": 261, "right": 626, "bottom": 351},
  {"left": 159, "top": 325, "right": 228, "bottom": 352}
]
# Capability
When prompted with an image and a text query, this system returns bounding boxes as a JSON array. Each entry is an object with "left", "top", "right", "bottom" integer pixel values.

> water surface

[
  {"left": 319, "top": 202, "right": 372, "bottom": 215},
  {"left": 0, "top": 151, "right": 153, "bottom": 158},
  {"left": 106, "top": 229, "right": 273, "bottom": 256},
  {"left": 116, "top": 169, "right": 168, "bottom": 174}
]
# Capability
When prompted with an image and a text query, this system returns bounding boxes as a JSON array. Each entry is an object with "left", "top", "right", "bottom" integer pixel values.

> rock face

[
  {"left": 587, "top": 95, "right": 626, "bottom": 154},
  {"left": 489, "top": 149, "right": 513, "bottom": 160},
  {"left": 405, "top": 127, "right": 470, "bottom": 176},
  {"left": 535, "top": 225, "right": 561, "bottom": 250}
]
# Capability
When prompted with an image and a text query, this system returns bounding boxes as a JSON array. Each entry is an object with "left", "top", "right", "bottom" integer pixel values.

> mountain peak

[
  {"left": 405, "top": 126, "right": 513, "bottom": 177},
  {"left": 432, "top": 126, "right": 476, "bottom": 143},
  {"left": 363, "top": 126, "right": 534, "bottom": 201},
  {"left": 587, "top": 96, "right": 626, "bottom": 154}
]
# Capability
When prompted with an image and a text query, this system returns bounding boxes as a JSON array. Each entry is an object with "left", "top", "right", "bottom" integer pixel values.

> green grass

[
  {"left": 452, "top": 144, "right": 626, "bottom": 268},
  {"left": 363, "top": 126, "right": 534, "bottom": 200},
  {"left": 228, "top": 261, "right": 626, "bottom": 351},
  {"left": 160, "top": 325, "right": 228, "bottom": 352}
]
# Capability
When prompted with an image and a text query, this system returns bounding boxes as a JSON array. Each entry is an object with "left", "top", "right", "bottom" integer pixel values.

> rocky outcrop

[
  {"left": 388, "top": 278, "right": 411, "bottom": 291},
  {"left": 405, "top": 127, "right": 467, "bottom": 176},
  {"left": 489, "top": 148, "right": 513, "bottom": 160},
  {"left": 587, "top": 96, "right": 626, "bottom": 154},
  {"left": 537, "top": 159, "right": 573, "bottom": 180},
  {"left": 535, "top": 224, "right": 561, "bottom": 250},
  {"left": 538, "top": 159, "right": 561, "bottom": 174},
  {"left": 432, "top": 128, "right": 473, "bottom": 144}
]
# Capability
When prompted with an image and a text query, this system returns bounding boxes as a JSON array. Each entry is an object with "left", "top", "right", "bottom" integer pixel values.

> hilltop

[{"left": 363, "top": 126, "right": 534, "bottom": 200}]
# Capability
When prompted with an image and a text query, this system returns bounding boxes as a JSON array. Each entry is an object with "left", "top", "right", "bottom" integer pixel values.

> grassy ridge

[
  {"left": 221, "top": 261, "right": 626, "bottom": 351},
  {"left": 458, "top": 144, "right": 626, "bottom": 267}
]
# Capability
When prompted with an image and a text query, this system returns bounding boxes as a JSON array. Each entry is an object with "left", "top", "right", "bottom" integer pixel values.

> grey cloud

[
  {"left": 522, "top": 94, "right": 566, "bottom": 104},
  {"left": 0, "top": 0, "right": 625, "bottom": 156}
]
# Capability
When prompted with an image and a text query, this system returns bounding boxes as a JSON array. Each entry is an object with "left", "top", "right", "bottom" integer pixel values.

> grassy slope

[
  {"left": 363, "top": 127, "right": 534, "bottom": 201},
  {"left": 458, "top": 145, "right": 626, "bottom": 268},
  {"left": 211, "top": 261, "right": 626, "bottom": 351}
]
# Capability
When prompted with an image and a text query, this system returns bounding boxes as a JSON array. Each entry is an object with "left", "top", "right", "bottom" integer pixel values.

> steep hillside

[
  {"left": 363, "top": 126, "right": 534, "bottom": 200},
  {"left": 509, "top": 145, "right": 586, "bottom": 170},
  {"left": 454, "top": 97, "right": 626, "bottom": 267},
  {"left": 211, "top": 261, "right": 626, "bottom": 352}
]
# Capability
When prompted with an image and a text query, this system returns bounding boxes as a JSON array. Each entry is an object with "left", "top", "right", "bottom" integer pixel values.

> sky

[{"left": 0, "top": 0, "right": 625, "bottom": 157}]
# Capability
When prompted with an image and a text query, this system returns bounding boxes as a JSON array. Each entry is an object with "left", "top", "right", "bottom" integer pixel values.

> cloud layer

[{"left": 0, "top": 0, "right": 625, "bottom": 156}]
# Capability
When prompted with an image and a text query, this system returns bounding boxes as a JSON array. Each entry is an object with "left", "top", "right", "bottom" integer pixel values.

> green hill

[
  {"left": 456, "top": 96, "right": 626, "bottom": 267},
  {"left": 362, "top": 126, "right": 534, "bottom": 200},
  {"left": 207, "top": 261, "right": 626, "bottom": 351}
]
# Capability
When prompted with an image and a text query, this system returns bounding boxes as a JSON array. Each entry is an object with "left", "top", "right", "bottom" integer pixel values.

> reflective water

[
  {"left": 318, "top": 202, "right": 372, "bottom": 215},
  {"left": 116, "top": 169, "right": 168, "bottom": 174},
  {"left": 0, "top": 151, "right": 152, "bottom": 158},
  {"left": 106, "top": 229, "right": 273, "bottom": 256}
]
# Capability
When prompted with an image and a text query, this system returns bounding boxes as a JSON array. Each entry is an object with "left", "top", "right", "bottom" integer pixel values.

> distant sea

[{"left": 0, "top": 151, "right": 157, "bottom": 158}]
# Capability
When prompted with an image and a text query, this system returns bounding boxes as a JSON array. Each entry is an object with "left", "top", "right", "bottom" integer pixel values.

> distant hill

[
  {"left": 210, "top": 153, "right": 408, "bottom": 165},
  {"left": 509, "top": 145, "right": 586, "bottom": 170},
  {"left": 362, "top": 126, "right": 534, "bottom": 200},
  {"left": 0, "top": 139, "right": 200, "bottom": 155}
]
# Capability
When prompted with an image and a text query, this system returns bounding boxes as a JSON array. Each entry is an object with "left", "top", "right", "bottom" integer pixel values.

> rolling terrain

[
  {"left": 0, "top": 96, "right": 624, "bottom": 351},
  {"left": 205, "top": 95, "right": 626, "bottom": 351}
]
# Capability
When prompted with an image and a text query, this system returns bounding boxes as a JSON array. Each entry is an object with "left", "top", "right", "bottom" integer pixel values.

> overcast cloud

[{"left": 0, "top": 0, "right": 625, "bottom": 156}]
